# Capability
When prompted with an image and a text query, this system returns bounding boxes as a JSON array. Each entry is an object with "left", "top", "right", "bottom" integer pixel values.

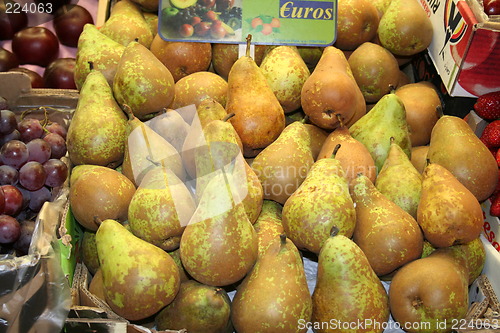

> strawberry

[
  {"left": 480, "top": 120, "right": 500, "bottom": 148},
  {"left": 474, "top": 90, "right": 500, "bottom": 120},
  {"left": 497, "top": 149, "right": 500, "bottom": 167},
  {"left": 490, "top": 193, "right": 500, "bottom": 217}
]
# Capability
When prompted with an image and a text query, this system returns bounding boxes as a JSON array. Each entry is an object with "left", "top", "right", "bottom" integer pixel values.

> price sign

[{"left": 158, "top": 0, "right": 336, "bottom": 46}]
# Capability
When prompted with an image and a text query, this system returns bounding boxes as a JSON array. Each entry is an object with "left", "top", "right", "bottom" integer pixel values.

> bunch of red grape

[{"left": 0, "top": 99, "right": 68, "bottom": 255}]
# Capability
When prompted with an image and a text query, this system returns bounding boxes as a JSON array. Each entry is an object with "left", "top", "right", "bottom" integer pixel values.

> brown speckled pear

[
  {"left": 212, "top": 43, "right": 267, "bottom": 81},
  {"left": 99, "top": 0, "right": 153, "bottom": 48},
  {"left": 417, "top": 163, "right": 483, "bottom": 248},
  {"left": 335, "top": 0, "right": 379, "bottom": 51},
  {"left": 282, "top": 145, "right": 356, "bottom": 254},
  {"left": 351, "top": 173, "right": 423, "bottom": 276},
  {"left": 232, "top": 234, "right": 312, "bottom": 333},
  {"left": 375, "top": 137, "right": 422, "bottom": 219},
  {"left": 410, "top": 145, "right": 429, "bottom": 174},
  {"left": 179, "top": 172, "right": 258, "bottom": 287},
  {"left": 170, "top": 71, "right": 228, "bottom": 110},
  {"left": 113, "top": 41, "right": 175, "bottom": 120},
  {"left": 66, "top": 69, "right": 127, "bottom": 168},
  {"left": 304, "top": 123, "right": 328, "bottom": 160},
  {"left": 301, "top": 46, "right": 366, "bottom": 130},
  {"left": 251, "top": 120, "right": 315, "bottom": 205},
  {"left": 226, "top": 40, "right": 285, "bottom": 158},
  {"left": 253, "top": 200, "right": 284, "bottom": 257},
  {"left": 312, "top": 228, "right": 389, "bottom": 333},
  {"left": 389, "top": 252, "right": 468, "bottom": 333},
  {"left": 427, "top": 115, "right": 498, "bottom": 202},
  {"left": 96, "top": 219, "right": 180, "bottom": 321},
  {"left": 317, "top": 115, "right": 376, "bottom": 187}
]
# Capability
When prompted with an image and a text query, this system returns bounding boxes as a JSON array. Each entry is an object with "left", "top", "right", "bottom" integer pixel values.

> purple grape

[
  {"left": 18, "top": 118, "right": 43, "bottom": 142},
  {"left": 0, "top": 215, "right": 21, "bottom": 244},
  {"left": 28, "top": 186, "right": 51, "bottom": 212},
  {"left": 45, "top": 122, "right": 67, "bottom": 139},
  {"left": 0, "top": 165, "right": 19, "bottom": 185},
  {"left": 0, "top": 97, "right": 8, "bottom": 110},
  {"left": 0, "top": 110, "right": 18, "bottom": 135},
  {"left": 43, "top": 159, "right": 68, "bottom": 187},
  {"left": 0, "top": 129, "right": 21, "bottom": 146},
  {"left": 1, "top": 185, "right": 23, "bottom": 216},
  {"left": 13, "top": 219, "right": 36, "bottom": 256},
  {"left": 27, "top": 138, "right": 51, "bottom": 164},
  {"left": 0, "top": 185, "right": 4, "bottom": 214},
  {"left": 42, "top": 132, "right": 67, "bottom": 159},
  {"left": 1, "top": 140, "right": 29, "bottom": 169},
  {"left": 19, "top": 161, "right": 46, "bottom": 191}
]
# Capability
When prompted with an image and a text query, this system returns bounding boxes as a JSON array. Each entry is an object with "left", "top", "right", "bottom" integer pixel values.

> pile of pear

[{"left": 66, "top": 0, "right": 500, "bottom": 332}]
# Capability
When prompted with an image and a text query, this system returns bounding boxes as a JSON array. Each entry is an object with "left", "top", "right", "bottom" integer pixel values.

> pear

[
  {"left": 375, "top": 137, "right": 422, "bottom": 218},
  {"left": 66, "top": 68, "right": 128, "bottom": 168},
  {"left": 143, "top": 12, "right": 158, "bottom": 36},
  {"left": 127, "top": 165, "right": 196, "bottom": 252},
  {"left": 148, "top": 109, "right": 190, "bottom": 153},
  {"left": 260, "top": 45, "right": 311, "bottom": 113},
  {"left": 389, "top": 252, "right": 469, "bottom": 333},
  {"left": 377, "top": 0, "right": 433, "bottom": 56},
  {"left": 312, "top": 227, "right": 390, "bottom": 333},
  {"left": 81, "top": 230, "right": 99, "bottom": 275},
  {"left": 231, "top": 234, "right": 312, "bottom": 333},
  {"left": 121, "top": 106, "right": 186, "bottom": 187},
  {"left": 301, "top": 46, "right": 366, "bottom": 130},
  {"left": 95, "top": 219, "right": 180, "bottom": 320},
  {"left": 74, "top": 24, "right": 125, "bottom": 90},
  {"left": 417, "top": 163, "right": 483, "bottom": 248},
  {"left": 167, "top": 248, "right": 190, "bottom": 283},
  {"left": 99, "top": 0, "right": 153, "bottom": 48},
  {"left": 304, "top": 123, "right": 328, "bottom": 160},
  {"left": 88, "top": 269, "right": 106, "bottom": 302},
  {"left": 212, "top": 43, "right": 267, "bottom": 80},
  {"left": 69, "top": 165, "right": 136, "bottom": 231},
  {"left": 282, "top": 144, "right": 356, "bottom": 254},
  {"left": 195, "top": 97, "right": 229, "bottom": 128},
  {"left": 411, "top": 145, "right": 429, "bottom": 174},
  {"left": 253, "top": 200, "right": 284, "bottom": 257},
  {"left": 348, "top": 42, "right": 400, "bottom": 103},
  {"left": 226, "top": 37, "right": 285, "bottom": 157},
  {"left": 317, "top": 115, "right": 376, "bottom": 186},
  {"left": 130, "top": 0, "right": 158, "bottom": 12},
  {"left": 427, "top": 115, "right": 498, "bottom": 202},
  {"left": 351, "top": 173, "right": 423, "bottom": 276},
  {"left": 335, "top": 0, "right": 380, "bottom": 51},
  {"left": 297, "top": 46, "right": 324, "bottom": 72},
  {"left": 395, "top": 81, "right": 442, "bottom": 146},
  {"left": 349, "top": 91, "right": 411, "bottom": 173},
  {"left": 155, "top": 280, "right": 232, "bottom": 333},
  {"left": 179, "top": 172, "right": 258, "bottom": 287},
  {"left": 251, "top": 120, "right": 315, "bottom": 205},
  {"left": 113, "top": 41, "right": 175, "bottom": 120},
  {"left": 170, "top": 71, "right": 228, "bottom": 110}
]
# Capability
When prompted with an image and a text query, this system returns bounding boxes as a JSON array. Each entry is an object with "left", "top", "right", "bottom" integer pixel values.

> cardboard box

[
  {"left": 0, "top": 72, "right": 79, "bottom": 333},
  {"left": 419, "top": 0, "right": 500, "bottom": 98}
]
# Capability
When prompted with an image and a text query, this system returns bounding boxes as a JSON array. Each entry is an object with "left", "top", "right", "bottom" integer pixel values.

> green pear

[
  {"left": 99, "top": 0, "right": 153, "bottom": 48},
  {"left": 375, "top": 137, "right": 422, "bottom": 218},
  {"left": 377, "top": 0, "right": 433, "bottom": 56},
  {"left": 113, "top": 41, "right": 175, "bottom": 120},
  {"left": 128, "top": 165, "right": 196, "bottom": 252},
  {"left": 389, "top": 252, "right": 469, "bottom": 333},
  {"left": 149, "top": 109, "right": 190, "bottom": 153},
  {"left": 226, "top": 38, "right": 285, "bottom": 157},
  {"left": 349, "top": 92, "right": 411, "bottom": 173},
  {"left": 121, "top": 106, "right": 186, "bottom": 187},
  {"left": 81, "top": 230, "right": 99, "bottom": 275},
  {"left": 282, "top": 144, "right": 356, "bottom": 254},
  {"left": 74, "top": 24, "right": 125, "bottom": 90},
  {"left": 427, "top": 115, "right": 498, "bottom": 202},
  {"left": 95, "top": 219, "right": 180, "bottom": 321},
  {"left": 66, "top": 69, "right": 128, "bottom": 168},
  {"left": 417, "top": 163, "right": 483, "bottom": 248},
  {"left": 260, "top": 45, "right": 311, "bottom": 113},
  {"left": 312, "top": 228, "right": 390, "bottom": 333},
  {"left": 179, "top": 171, "right": 258, "bottom": 286},
  {"left": 351, "top": 173, "right": 423, "bottom": 276},
  {"left": 251, "top": 120, "right": 315, "bottom": 205},
  {"left": 69, "top": 165, "right": 136, "bottom": 231},
  {"left": 155, "top": 280, "right": 232, "bottom": 333},
  {"left": 253, "top": 200, "right": 284, "bottom": 257},
  {"left": 167, "top": 248, "right": 190, "bottom": 282},
  {"left": 232, "top": 234, "right": 312, "bottom": 333}
]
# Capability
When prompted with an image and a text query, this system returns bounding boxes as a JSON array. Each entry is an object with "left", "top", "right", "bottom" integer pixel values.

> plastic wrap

[{"left": 0, "top": 187, "right": 71, "bottom": 333}]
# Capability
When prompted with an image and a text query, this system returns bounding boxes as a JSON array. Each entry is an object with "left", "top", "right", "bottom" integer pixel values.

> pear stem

[
  {"left": 122, "top": 104, "right": 135, "bottom": 121},
  {"left": 331, "top": 143, "right": 341, "bottom": 159},
  {"left": 301, "top": 115, "right": 309, "bottom": 124},
  {"left": 88, "top": 61, "right": 94, "bottom": 71},
  {"left": 330, "top": 226, "right": 339, "bottom": 237},
  {"left": 223, "top": 113, "right": 236, "bottom": 122},
  {"left": 280, "top": 233, "right": 287, "bottom": 246},
  {"left": 94, "top": 216, "right": 103, "bottom": 227},
  {"left": 336, "top": 114, "right": 344, "bottom": 128},
  {"left": 245, "top": 34, "right": 252, "bottom": 58},
  {"left": 388, "top": 84, "right": 396, "bottom": 94},
  {"left": 390, "top": 137, "right": 395, "bottom": 144}
]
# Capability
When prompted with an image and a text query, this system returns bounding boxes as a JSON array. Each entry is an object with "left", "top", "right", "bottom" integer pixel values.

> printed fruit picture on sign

[
  {"left": 159, "top": 0, "right": 242, "bottom": 41},
  {"left": 248, "top": 15, "right": 281, "bottom": 36}
]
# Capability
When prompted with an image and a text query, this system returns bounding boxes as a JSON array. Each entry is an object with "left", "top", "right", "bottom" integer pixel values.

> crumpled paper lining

[{"left": 0, "top": 186, "right": 71, "bottom": 333}]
